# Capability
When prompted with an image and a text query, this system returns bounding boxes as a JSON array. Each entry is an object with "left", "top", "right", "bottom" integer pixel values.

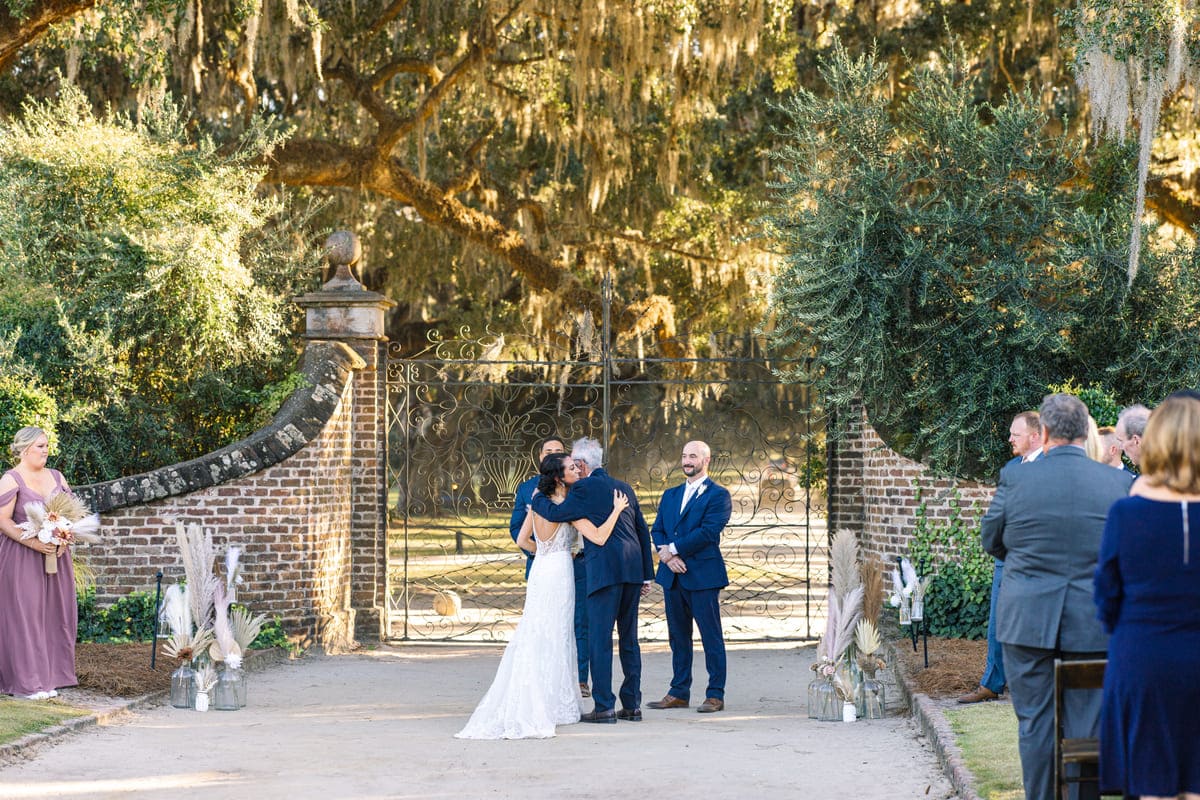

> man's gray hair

[
  {"left": 1039, "top": 393, "right": 1089, "bottom": 442},
  {"left": 1118, "top": 404, "right": 1151, "bottom": 437},
  {"left": 571, "top": 437, "right": 604, "bottom": 469}
]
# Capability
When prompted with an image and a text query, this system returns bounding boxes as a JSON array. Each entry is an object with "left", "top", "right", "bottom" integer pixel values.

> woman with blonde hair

[
  {"left": 1085, "top": 415, "right": 1105, "bottom": 462},
  {"left": 0, "top": 426, "right": 79, "bottom": 700},
  {"left": 1094, "top": 396, "right": 1200, "bottom": 799}
]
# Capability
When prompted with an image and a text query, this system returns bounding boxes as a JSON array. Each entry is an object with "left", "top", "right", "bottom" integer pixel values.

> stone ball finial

[{"left": 323, "top": 230, "right": 364, "bottom": 290}]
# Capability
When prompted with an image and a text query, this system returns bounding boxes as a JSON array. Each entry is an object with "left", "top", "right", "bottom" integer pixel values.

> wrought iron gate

[{"left": 385, "top": 331, "right": 826, "bottom": 642}]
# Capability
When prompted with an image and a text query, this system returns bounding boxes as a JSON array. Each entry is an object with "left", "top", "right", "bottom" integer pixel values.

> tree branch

[
  {"left": 0, "top": 0, "right": 96, "bottom": 72},
  {"left": 367, "top": 0, "right": 411, "bottom": 36},
  {"left": 325, "top": 59, "right": 405, "bottom": 135},
  {"left": 370, "top": 57, "right": 442, "bottom": 89},
  {"left": 1146, "top": 176, "right": 1200, "bottom": 235},
  {"left": 604, "top": 228, "right": 729, "bottom": 266},
  {"left": 262, "top": 138, "right": 599, "bottom": 314}
]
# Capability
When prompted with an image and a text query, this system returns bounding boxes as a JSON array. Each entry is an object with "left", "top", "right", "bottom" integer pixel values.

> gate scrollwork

[{"left": 386, "top": 332, "right": 827, "bottom": 642}]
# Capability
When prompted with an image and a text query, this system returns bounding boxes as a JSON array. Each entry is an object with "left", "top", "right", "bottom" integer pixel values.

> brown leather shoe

[
  {"left": 956, "top": 686, "right": 1000, "bottom": 704},
  {"left": 616, "top": 708, "right": 642, "bottom": 721},
  {"left": 697, "top": 698, "right": 724, "bottom": 713},
  {"left": 646, "top": 694, "right": 689, "bottom": 709},
  {"left": 579, "top": 682, "right": 591, "bottom": 698}
]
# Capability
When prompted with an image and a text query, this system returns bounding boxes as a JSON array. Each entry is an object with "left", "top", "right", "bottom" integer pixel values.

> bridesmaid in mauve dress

[{"left": 0, "top": 426, "right": 79, "bottom": 700}]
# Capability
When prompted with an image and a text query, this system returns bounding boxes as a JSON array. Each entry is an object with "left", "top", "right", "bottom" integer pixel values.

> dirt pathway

[{"left": 0, "top": 643, "right": 956, "bottom": 799}]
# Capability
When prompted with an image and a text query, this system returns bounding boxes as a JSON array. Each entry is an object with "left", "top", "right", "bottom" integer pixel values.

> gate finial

[{"left": 323, "top": 230, "right": 364, "bottom": 290}]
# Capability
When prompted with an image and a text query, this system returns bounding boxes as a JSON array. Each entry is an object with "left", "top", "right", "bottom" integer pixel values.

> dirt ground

[
  {"left": 74, "top": 643, "right": 180, "bottom": 696},
  {"left": 2, "top": 642, "right": 958, "bottom": 800},
  {"left": 894, "top": 635, "right": 990, "bottom": 697}
]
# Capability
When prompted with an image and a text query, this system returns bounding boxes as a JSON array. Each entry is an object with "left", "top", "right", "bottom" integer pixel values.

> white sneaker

[
  {"left": 22, "top": 691, "right": 50, "bottom": 700},
  {"left": 47, "top": 690, "right": 58, "bottom": 698}
]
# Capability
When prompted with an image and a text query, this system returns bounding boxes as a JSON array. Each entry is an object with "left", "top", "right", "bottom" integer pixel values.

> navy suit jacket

[
  {"left": 509, "top": 475, "right": 538, "bottom": 576},
  {"left": 650, "top": 478, "right": 732, "bottom": 591},
  {"left": 530, "top": 467, "right": 653, "bottom": 594}
]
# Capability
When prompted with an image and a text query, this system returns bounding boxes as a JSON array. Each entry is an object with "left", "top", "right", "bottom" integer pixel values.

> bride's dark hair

[{"left": 537, "top": 453, "right": 569, "bottom": 496}]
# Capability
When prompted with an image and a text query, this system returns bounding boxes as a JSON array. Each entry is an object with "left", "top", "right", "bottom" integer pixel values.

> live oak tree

[{"left": 0, "top": 0, "right": 800, "bottom": 358}]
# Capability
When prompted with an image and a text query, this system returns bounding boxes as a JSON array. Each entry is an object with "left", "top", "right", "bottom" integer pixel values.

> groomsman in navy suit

[
  {"left": 530, "top": 437, "right": 654, "bottom": 723},
  {"left": 647, "top": 440, "right": 733, "bottom": 713}
]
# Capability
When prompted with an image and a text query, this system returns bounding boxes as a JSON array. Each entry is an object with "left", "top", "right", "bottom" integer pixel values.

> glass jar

[
  {"left": 170, "top": 664, "right": 195, "bottom": 709},
  {"left": 806, "top": 676, "right": 822, "bottom": 719},
  {"left": 816, "top": 677, "right": 841, "bottom": 722},
  {"left": 855, "top": 668, "right": 887, "bottom": 720},
  {"left": 213, "top": 665, "right": 246, "bottom": 710}
]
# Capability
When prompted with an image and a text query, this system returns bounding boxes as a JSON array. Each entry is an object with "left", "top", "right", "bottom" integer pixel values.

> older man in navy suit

[
  {"left": 530, "top": 437, "right": 654, "bottom": 723},
  {"left": 647, "top": 440, "right": 733, "bottom": 713}
]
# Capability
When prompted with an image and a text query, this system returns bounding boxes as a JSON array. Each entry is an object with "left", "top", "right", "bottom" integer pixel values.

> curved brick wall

[
  {"left": 827, "top": 401, "right": 995, "bottom": 563},
  {"left": 75, "top": 341, "right": 368, "bottom": 650}
]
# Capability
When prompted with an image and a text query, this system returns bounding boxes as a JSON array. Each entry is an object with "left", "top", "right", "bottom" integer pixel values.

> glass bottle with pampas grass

[
  {"left": 210, "top": 578, "right": 266, "bottom": 710},
  {"left": 853, "top": 620, "right": 887, "bottom": 719}
]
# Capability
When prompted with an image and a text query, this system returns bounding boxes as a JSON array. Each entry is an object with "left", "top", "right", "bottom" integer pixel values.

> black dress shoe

[
  {"left": 580, "top": 709, "right": 617, "bottom": 724},
  {"left": 616, "top": 708, "right": 642, "bottom": 721}
]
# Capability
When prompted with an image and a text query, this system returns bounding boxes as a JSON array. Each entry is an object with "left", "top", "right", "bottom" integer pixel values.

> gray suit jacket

[{"left": 980, "top": 445, "right": 1133, "bottom": 652}]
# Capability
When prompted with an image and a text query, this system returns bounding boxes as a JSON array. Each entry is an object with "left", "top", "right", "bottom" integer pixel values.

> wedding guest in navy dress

[{"left": 1095, "top": 395, "right": 1200, "bottom": 800}]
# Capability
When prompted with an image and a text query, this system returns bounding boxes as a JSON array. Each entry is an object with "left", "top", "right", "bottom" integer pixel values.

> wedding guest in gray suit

[{"left": 981, "top": 393, "right": 1133, "bottom": 800}]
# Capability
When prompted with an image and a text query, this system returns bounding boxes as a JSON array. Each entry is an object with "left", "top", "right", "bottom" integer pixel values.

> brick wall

[
  {"left": 344, "top": 339, "right": 389, "bottom": 642},
  {"left": 829, "top": 401, "right": 995, "bottom": 563},
  {"left": 76, "top": 341, "right": 368, "bottom": 651}
]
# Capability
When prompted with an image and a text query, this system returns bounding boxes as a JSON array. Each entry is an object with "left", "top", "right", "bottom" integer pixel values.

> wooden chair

[{"left": 1054, "top": 658, "right": 1106, "bottom": 800}]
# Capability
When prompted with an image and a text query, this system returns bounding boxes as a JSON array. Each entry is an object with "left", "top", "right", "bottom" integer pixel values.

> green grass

[
  {"left": 945, "top": 702, "right": 1023, "bottom": 800},
  {"left": 0, "top": 697, "right": 88, "bottom": 745}
]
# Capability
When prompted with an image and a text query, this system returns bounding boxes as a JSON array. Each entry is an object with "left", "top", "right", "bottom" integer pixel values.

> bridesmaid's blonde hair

[
  {"left": 9, "top": 426, "right": 47, "bottom": 461},
  {"left": 1142, "top": 398, "right": 1200, "bottom": 494}
]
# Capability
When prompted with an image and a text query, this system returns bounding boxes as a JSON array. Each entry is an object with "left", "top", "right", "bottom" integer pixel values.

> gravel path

[{"left": 0, "top": 642, "right": 957, "bottom": 799}]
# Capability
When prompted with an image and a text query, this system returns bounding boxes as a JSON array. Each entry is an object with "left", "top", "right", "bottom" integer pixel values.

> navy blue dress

[{"left": 1094, "top": 496, "right": 1200, "bottom": 796}]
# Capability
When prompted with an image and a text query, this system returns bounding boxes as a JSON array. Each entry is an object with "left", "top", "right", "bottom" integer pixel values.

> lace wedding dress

[{"left": 455, "top": 521, "right": 583, "bottom": 739}]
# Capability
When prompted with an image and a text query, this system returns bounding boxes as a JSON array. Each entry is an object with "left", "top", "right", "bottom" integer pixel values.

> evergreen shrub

[{"left": 907, "top": 487, "right": 993, "bottom": 639}]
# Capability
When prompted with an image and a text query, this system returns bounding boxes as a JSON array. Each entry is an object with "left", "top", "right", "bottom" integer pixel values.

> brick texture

[
  {"left": 829, "top": 401, "right": 995, "bottom": 564},
  {"left": 79, "top": 342, "right": 370, "bottom": 651}
]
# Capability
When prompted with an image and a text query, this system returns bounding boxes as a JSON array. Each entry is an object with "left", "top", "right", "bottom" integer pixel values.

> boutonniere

[{"left": 695, "top": 482, "right": 707, "bottom": 497}]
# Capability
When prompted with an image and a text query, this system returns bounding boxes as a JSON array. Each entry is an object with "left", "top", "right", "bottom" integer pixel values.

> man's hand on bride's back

[{"left": 613, "top": 490, "right": 629, "bottom": 513}]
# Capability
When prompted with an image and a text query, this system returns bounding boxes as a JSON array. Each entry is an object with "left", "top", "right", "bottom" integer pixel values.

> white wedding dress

[{"left": 455, "top": 520, "right": 583, "bottom": 739}]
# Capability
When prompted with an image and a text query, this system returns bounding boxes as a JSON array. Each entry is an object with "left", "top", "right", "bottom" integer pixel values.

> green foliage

[
  {"left": 249, "top": 617, "right": 297, "bottom": 653},
  {"left": 76, "top": 588, "right": 159, "bottom": 643},
  {"left": 0, "top": 369, "right": 57, "bottom": 462},
  {"left": 766, "top": 40, "right": 1200, "bottom": 480},
  {"left": 907, "top": 487, "right": 993, "bottom": 639},
  {"left": 78, "top": 589, "right": 295, "bottom": 652},
  {"left": 0, "top": 87, "right": 319, "bottom": 482},
  {"left": 1048, "top": 379, "right": 1121, "bottom": 426}
]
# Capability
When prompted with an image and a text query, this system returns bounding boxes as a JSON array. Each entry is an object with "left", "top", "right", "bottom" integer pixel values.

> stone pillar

[{"left": 295, "top": 231, "right": 396, "bottom": 642}]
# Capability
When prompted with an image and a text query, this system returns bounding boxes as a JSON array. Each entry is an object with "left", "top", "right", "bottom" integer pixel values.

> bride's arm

[
  {"left": 576, "top": 491, "right": 630, "bottom": 546},
  {"left": 515, "top": 510, "right": 537, "bottom": 554}
]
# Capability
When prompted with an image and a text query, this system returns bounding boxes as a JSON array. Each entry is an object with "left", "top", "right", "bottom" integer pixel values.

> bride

[{"left": 456, "top": 452, "right": 629, "bottom": 739}]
